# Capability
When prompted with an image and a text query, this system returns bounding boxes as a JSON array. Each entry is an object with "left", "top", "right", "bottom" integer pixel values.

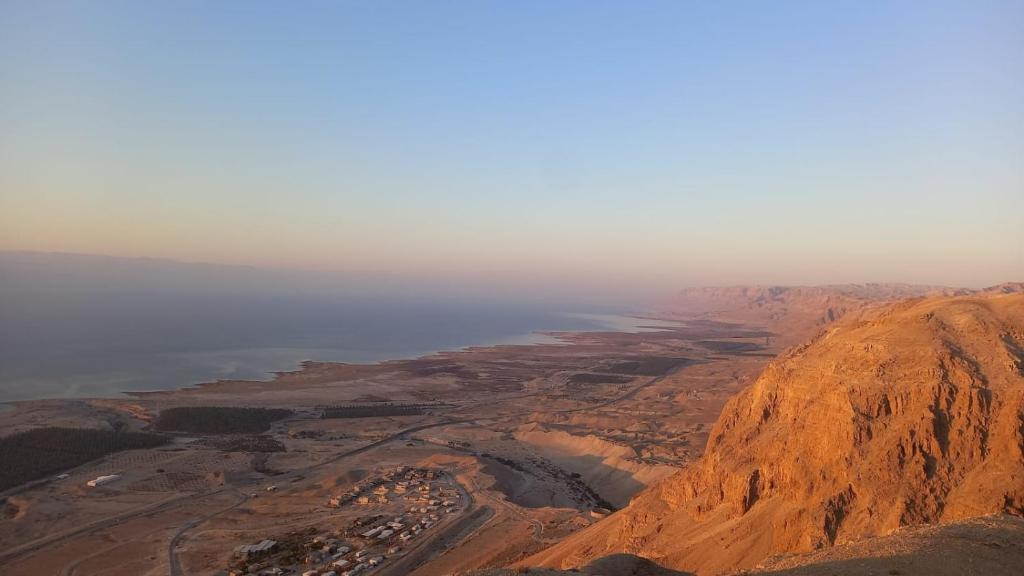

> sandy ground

[{"left": 0, "top": 316, "right": 781, "bottom": 575}]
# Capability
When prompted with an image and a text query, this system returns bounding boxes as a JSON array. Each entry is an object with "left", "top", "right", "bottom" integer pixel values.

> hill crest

[{"left": 527, "top": 292, "right": 1024, "bottom": 574}]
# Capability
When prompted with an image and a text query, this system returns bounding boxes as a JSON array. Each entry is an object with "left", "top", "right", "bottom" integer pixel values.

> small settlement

[{"left": 218, "top": 467, "right": 464, "bottom": 576}]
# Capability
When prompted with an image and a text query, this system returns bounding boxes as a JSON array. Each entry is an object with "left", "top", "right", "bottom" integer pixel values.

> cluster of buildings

[
  {"left": 234, "top": 539, "right": 278, "bottom": 559},
  {"left": 221, "top": 467, "right": 463, "bottom": 576},
  {"left": 326, "top": 466, "right": 451, "bottom": 508},
  {"left": 298, "top": 536, "right": 365, "bottom": 576},
  {"left": 331, "top": 466, "right": 463, "bottom": 547},
  {"left": 225, "top": 533, "right": 385, "bottom": 576}
]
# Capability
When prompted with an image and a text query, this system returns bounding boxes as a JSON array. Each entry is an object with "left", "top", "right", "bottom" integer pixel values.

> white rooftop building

[{"left": 86, "top": 474, "right": 121, "bottom": 487}]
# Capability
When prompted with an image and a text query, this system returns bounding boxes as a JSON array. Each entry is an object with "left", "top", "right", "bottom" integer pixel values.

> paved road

[
  {"left": 166, "top": 417, "right": 478, "bottom": 576},
  {"left": 168, "top": 374, "right": 680, "bottom": 574},
  {"left": 0, "top": 417, "right": 469, "bottom": 572},
  {"left": 168, "top": 488, "right": 249, "bottom": 576},
  {"left": 59, "top": 522, "right": 173, "bottom": 576},
  {"left": 374, "top": 471, "right": 481, "bottom": 576},
  {"left": 0, "top": 492, "right": 200, "bottom": 567},
  {"left": 558, "top": 367, "right": 686, "bottom": 413},
  {"left": 5, "top": 371, "right": 681, "bottom": 573}
]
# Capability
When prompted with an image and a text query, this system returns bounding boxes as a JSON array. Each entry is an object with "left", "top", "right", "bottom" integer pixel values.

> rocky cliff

[{"left": 527, "top": 292, "right": 1024, "bottom": 574}]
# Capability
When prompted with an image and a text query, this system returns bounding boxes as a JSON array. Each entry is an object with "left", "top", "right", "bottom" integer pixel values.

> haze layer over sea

[{"left": 0, "top": 253, "right": 648, "bottom": 402}]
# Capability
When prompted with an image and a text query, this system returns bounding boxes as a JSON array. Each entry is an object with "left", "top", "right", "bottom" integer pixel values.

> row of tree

[
  {"left": 153, "top": 406, "right": 293, "bottom": 434},
  {"left": 0, "top": 427, "right": 169, "bottom": 492},
  {"left": 321, "top": 404, "right": 426, "bottom": 419}
]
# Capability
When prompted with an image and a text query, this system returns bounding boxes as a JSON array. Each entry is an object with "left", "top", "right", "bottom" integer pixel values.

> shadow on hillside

[
  {"left": 752, "top": 550, "right": 1024, "bottom": 576},
  {"left": 548, "top": 452, "right": 646, "bottom": 507},
  {"left": 580, "top": 554, "right": 695, "bottom": 575},
  {"left": 750, "top": 515, "right": 1024, "bottom": 576}
]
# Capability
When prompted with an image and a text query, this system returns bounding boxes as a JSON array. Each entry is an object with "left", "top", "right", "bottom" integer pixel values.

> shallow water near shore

[{"left": 0, "top": 290, "right": 657, "bottom": 402}]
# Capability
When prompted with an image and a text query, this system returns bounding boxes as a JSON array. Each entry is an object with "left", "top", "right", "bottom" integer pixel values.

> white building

[{"left": 86, "top": 474, "right": 121, "bottom": 487}]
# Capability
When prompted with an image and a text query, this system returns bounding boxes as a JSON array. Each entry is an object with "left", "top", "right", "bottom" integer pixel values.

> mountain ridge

[{"left": 525, "top": 291, "right": 1024, "bottom": 574}]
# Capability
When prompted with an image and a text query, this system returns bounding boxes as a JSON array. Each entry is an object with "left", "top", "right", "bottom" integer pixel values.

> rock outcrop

[
  {"left": 527, "top": 292, "right": 1024, "bottom": 574},
  {"left": 485, "top": 515, "right": 1024, "bottom": 576},
  {"left": 752, "top": 513, "right": 1024, "bottom": 575}
]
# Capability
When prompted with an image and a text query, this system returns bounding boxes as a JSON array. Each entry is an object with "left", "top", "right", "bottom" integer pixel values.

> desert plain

[{"left": 0, "top": 305, "right": 777, "bottom": 576}]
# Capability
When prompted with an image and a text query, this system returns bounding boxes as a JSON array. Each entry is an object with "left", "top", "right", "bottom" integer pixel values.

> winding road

[
  {"left": 167, "top": 371, "right": 681, "bottom": 574},
  {"left": 166, "top": 417, "right": 479, "bottom": 576},
  {"left": 3, "top": 370, "right": 679, "bottom": 575}
]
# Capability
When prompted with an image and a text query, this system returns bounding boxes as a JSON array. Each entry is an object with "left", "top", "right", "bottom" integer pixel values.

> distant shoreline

[
  {"left": 0, "top": 313, "right": 679, "bottom": 405},
  {"left": 124, "top": 313, "right": 682, "bottom": 399}
]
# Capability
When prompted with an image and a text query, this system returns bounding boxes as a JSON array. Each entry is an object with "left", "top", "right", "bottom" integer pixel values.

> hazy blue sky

[{"left": 1, "top": 1, "right": 1021, "bottom": 293}]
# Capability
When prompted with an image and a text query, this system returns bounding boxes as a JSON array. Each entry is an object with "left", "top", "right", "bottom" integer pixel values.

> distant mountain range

[{"left": 659, "top": 282, "right": 1020, "bottom": 346}]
